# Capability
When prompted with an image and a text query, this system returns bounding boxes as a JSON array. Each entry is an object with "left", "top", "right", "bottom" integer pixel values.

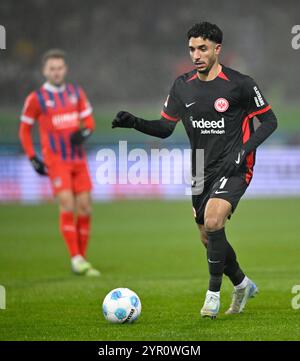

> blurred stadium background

[{"left": 0, "top": 0, "right": 299, "bottom": 201}]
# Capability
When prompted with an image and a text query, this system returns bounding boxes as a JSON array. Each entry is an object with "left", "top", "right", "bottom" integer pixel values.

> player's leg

[
  {"left": 205, "top": 197, "right": 232, "bottom": 292},
  {"left": 207, "top": 175, "right": 258, "bottom": 315},
  {"left": 198, "top": 221, "right": 257, "bottom": 315},
  {"left": 200, "top": 198, "right": 230, "bottom": 318},
  {"left": 75, "top": 191, "right": 91, "bottom": 258},
  {"left": 193, "top": 191, "right": 223, "bottom": 318},
  {"left": 193, "top": 180, "right": 256, "bottom": 317},
  {"left": 48, "top": 162, "right": 86, "bottom": 272},
  {"left": 197, "top": 224, "right": 246, "bottom": 289},
  {"left": 57, "top": 190, "right": 78, "bottom": 258},
  {"left": 56, "top": 190, "right": 91, "bottom": 275},
  {"left": 73, "top": 162, "right": 100, "bottom": 276}
]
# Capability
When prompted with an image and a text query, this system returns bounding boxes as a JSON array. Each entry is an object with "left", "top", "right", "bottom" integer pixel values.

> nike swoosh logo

[
  {"left": 235, "top": 153, "right": 241, "bottom": 164},
  {"left": 214, "top": 190, "right": 228, "bottom": 194},
  {"left": 208, "top": 259, "right": 221, "bottom": 264},
  {"left": 185, "top": 102, "right": 196, "bottom": 108}
]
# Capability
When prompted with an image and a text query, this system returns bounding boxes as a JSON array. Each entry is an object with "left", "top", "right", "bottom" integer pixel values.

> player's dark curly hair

[{"left": 187, "top": 22, "right": 223, "bottom": 44}]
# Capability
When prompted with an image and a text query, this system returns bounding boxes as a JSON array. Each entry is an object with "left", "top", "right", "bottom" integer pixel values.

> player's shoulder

[
  {"left": 171, "top": 70, "right": 198, "bottom": 94},
  {"left": 66, "top": 82, "right": 86, "bottom": 99},
  {"left": 24, "top": 84, "right": 52, "bottom": 110},
  {"left": 174, "top": 69, "right": 198, "bottom": 85},
  {"left": 66, "top": 82, "right": 80, "bottom": 89},
  {"left": 21, "top": 88, "right": 44, "bottom": 117},
  {"left": 24, "top": 88, "right": 41, "bottom": 104},
  {"left": 26, "top": 83, "right": 50, "bottom": 97},
  {"left": 221, "top": 65, "right": 256, "bottom": 86}
]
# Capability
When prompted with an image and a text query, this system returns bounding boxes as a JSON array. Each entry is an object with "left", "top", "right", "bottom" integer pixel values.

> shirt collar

[{"left": 43, "top": 82, "right": 66, "bottom": 93}]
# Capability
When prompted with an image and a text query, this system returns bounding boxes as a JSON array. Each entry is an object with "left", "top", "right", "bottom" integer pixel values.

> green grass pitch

[{"left": 0, "top": 198, "right": 300, "bottom": 341}]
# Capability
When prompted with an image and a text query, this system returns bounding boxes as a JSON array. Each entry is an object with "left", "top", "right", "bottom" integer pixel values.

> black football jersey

[{"left": 161, "top": 65, "right": 271, "bottom": 184}]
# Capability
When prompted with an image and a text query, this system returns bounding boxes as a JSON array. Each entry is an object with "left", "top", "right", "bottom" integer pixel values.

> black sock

[
  {"left": 206, "top": 228, "right": 227, "bottom": 292},
  {"left": 223, "top": 240, "right": 245, "bottom": 286}
]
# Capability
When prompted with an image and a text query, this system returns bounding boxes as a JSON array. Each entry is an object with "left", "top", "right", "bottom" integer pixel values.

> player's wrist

[
  {"left": 132, "top": 115, "right": 139, "bottom": 129},
  {"left": 122, "top": 112, "right": 137, "bottom": 128},
  {"left": 29, "top": 155, "right": 47, "bottom": 176},
  {"left": 70, "top": 128, "right": 92, "bottom": 145},
  {"left": 80, "top": 127, "right": 92, "bottom": 142},
  {"left": 81, "top": 127, "right": 92, "bottom": 137}
]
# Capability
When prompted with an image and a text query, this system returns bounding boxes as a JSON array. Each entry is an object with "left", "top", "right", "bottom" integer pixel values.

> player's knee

[
  {"left": 77, "top": 202, "right": 91, "bottom": 216},
  {"left": 57, "top": 191, "right": 75, "bottom": 213},
  {"left": 76, "top": 193, "right": 92, "bottom": 216},
  {"left": 59, "top": 201, "right": 75, "bottom": 213},
  {"left": 204, "top": 216, "right": 223, "bottom": 232}
]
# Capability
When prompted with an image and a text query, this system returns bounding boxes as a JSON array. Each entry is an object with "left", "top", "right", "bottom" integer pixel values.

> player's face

[
  {"left": 42, "top": 58, "right": 68, "bottom": 86},
  {"left": 189, "top": 37, "right": 221, "bottom": 74}
]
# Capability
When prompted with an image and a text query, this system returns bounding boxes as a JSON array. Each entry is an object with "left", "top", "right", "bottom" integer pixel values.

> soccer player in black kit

[{"left": 112, "top": 22, "right": 278, "bottom": 318}]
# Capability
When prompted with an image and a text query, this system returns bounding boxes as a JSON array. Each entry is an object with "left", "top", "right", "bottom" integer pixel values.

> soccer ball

[{"left": 102, "top": 288, "right": 142, "bottom": 323}]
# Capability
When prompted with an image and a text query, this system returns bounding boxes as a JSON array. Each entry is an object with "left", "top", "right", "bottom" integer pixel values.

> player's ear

[{"left": 215, "top": 43, "right": 222, "bottom": 55}]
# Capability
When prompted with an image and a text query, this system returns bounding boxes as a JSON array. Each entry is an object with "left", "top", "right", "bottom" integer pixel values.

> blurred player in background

[
  {"left": 112, "top": 22, "right": 278, "bottom": 318},
  {"left": 19, "top": 49, "right": 100, "bottom": 276}
]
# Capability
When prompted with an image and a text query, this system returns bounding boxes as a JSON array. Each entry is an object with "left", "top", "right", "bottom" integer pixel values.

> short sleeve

[
  {"left": 20, "top": 92, "right": 40, "bottom": 124},
  {"left": 241, "top": 77, "right": 271, "bottom": 118},
  {"left": 161, "top": 82, "right": 181, "bottom": 122},
  {"left": 78, "top": 87, "right": 93, "bottom": 119}
]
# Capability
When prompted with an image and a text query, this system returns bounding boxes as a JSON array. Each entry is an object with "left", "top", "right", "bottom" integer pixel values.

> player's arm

[
  {"left": 221, "top": 78, "right": 278, "bottom": 177},
  {"left": 242, "top": 107, "right": 277, "bottom": 153},
  {"left": 112, "top": 111, "right": 177, "bottom": 139},
  {"left": 241, "top": 76, "right": 278, "bottom": 153},
  {"left": 19, "top": 93, "right": 47, "bottom": 176},
  {"left": 71, "top": 87, "right": 96, "bottom": 145},
  {"left": 112, "top": 83, "right": 181, "bottom": 139}
]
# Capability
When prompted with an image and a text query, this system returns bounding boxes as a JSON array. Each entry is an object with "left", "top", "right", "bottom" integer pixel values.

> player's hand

[
  {"left": 70, "top": 128, "right": 92, "bottom": 145},
  {"left": 112, "top": 111, "right": 136, "bottom": 128},
  {"left": 30, "top": 156, "right": 48, "bottom": 176},
  {"left": 220, "top": 147, "right": 247, "bottom": 178}
]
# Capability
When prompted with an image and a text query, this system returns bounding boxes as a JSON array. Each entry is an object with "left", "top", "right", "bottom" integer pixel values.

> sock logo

[{"left": 208, "top": 259, "right": 221, "bottom": 264}]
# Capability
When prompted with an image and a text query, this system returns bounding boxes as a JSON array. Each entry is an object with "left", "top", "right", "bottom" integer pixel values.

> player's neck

[
  {"left": 44, "top": 81, "right": 66, "bottom": 93},
  {"left": 197, "top": 63, "right": 222, "bottom": 82}
]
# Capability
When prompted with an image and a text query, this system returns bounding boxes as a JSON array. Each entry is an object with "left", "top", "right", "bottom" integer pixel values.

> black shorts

[{"left": 192, "top": 174, "right": 249, "bottom": 225}]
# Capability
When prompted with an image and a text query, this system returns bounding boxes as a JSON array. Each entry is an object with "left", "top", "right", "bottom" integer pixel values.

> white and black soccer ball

[{"left": 102, "top": 288, "right": 142, "bottom": 323}]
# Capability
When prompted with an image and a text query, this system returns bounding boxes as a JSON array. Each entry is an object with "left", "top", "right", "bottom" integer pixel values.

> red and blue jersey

[{"left": 20, "top": 82, "right": 95, "bottom": 164}]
